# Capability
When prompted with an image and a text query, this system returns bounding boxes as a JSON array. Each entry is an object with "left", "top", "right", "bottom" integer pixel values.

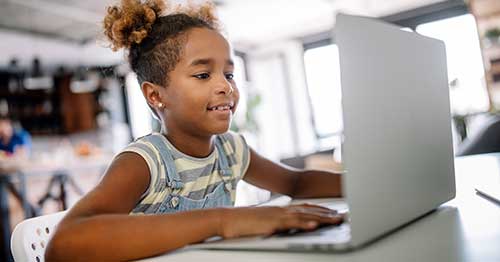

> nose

[{"left": 214, "top": 76, "right": 234, "bottom": 96}]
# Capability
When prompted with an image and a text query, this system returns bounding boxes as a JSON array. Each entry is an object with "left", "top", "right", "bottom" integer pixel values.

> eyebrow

[{"left": 189, "top": 58, "right": 234, "bottom": 67}]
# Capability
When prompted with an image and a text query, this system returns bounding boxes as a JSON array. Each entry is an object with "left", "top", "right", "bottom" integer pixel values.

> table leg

[
  {"left": 6, "top": 174, "right": 38, "bottom": 218},
  {"left": 59, "top": 174, "right": 67, "bottom": 210},
  {"left": 19, "top": 174, "right": 34, "bottom": 218}
]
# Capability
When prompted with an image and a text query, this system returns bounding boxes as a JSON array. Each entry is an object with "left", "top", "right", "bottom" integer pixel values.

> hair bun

[{"left": 103, "top": 0, "right": 166, "bottom": 51}]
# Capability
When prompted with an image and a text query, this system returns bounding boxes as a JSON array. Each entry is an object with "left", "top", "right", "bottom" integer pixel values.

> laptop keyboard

[
  {"left": 271, "top": 223, "right": 352, "bottom": 251},
  {"left": 273, "top": 222, "right": 350, "bottom": 238}
]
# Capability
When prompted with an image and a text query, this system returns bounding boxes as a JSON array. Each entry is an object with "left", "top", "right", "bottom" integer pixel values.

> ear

[{"left": 141, "top": 81, "right": 164, "bottom": 108}]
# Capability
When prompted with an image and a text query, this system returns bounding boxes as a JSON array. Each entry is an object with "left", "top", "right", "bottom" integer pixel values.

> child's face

[{"left": 160, "top": 28, "right": 239, "bottom": 136}]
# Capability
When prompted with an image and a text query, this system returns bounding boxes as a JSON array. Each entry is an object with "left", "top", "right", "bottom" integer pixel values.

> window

[
  {"left": 229, "top": 54, "right": 255, "bottom": 142},
  {"left": 233, "top": 54, "right": 247, "bottom": 89},
  {"left": 231, "top": 54, "right": 249, "bottom": 130},
  {"left": 303, "top": 11, "right": 488, "bottom": 149},
  {"left": 125, "top": 73, "right": 153, "bottom": 139},
  {"left": 416, "top": 14, "right": 489, "bottom": 115},
  {"left": 303, "top": 44, "right": 343, "bottom": 149}
]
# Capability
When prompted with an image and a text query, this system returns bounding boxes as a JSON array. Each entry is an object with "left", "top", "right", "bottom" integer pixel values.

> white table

[
  {"left": 1, "top": 153, "right": 112, "bottom": 175},
  {"left": 139, "top": 153, "right": 500, "bottom": 262}
]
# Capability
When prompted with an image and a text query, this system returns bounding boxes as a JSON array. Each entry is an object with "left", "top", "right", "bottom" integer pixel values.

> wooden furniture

[
  {"left": 0, "top": 69, "right": 103, "bottom": 135},
  {"left": 469, "top": 0, "right": 500, "bottom": 111}
]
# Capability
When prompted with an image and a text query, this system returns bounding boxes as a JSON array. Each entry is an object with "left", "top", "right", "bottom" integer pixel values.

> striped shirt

[{"left": 123, "top": 132, "right": 250, "bottom": 215}]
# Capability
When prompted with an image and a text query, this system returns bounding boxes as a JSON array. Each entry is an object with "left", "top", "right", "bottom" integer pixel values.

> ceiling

[{"left": 0, "top": 0, "right": 450, "bottom": 46}]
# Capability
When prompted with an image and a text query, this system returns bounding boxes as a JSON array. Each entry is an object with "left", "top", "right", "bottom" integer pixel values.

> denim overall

[{"left": 142, "top": 135, "right": 234, "bottom": 213}]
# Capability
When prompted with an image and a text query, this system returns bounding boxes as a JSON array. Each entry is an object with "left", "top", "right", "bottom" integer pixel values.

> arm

[
  {"left": 10, "top": 130, "right": 31, "bottom": 159},
  {"left": 243, "top": 148, "right": 342, "bottom": 199},
  {"left": 15, "top": 130, "right": 31, "bottom": 156},
  {"left": 12, "top": 146, "right": 29, "bottom": 159},
  {"left": 45, "top": 152, "right": 222, "bottom": 261},
  {"left": 47, "top": 152, "right": 343, "bottom": 261}
]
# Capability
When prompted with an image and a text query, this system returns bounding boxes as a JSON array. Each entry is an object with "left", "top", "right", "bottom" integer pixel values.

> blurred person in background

[{"left": 0, "top": 116, "right": 31, "bottom": 158}]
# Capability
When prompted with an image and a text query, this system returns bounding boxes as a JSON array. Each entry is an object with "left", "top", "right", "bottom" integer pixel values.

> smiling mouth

[{"left": 207, "top": 103, "right": 235, "bottom": 111}]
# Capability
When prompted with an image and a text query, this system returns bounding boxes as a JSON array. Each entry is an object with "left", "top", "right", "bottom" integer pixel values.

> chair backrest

[{"left": 11, "top": 211, "right": 67, "bottom": 262}]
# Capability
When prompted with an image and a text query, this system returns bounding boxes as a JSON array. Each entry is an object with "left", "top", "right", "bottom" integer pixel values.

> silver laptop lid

[{"left": 336, "top": 13, "right": 456, "bottom": 247}]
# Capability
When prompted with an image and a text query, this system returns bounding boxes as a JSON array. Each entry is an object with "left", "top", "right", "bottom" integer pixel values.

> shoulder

[
  {"left": 13, "top": 129, "right": 29, "bottom": 138},
  {"left": 217, "top": 131, "right": 251, "bottom": 174},
  {"left": 124, "top": 133, "right": 163, "bottom": 152},
  {"left": 217, "top": 131, "right": 248, "bottom": 149},
  {"left": 12, "top": 129, "right": 31, "bottom": 144},
  {"left": 217, "top": 131, "right": 250, "bottom": 157},
  {"left": 120, "top": 133, "right": 165, "bottom": 172},
  {"left": 133, "top": 132, "right": 161, "bottom": 144},
  {"left": 74, "top": 151, "right": 151, "bottom": 215},
  {"left": 115, "top": 134, "right": 167, "bottom": 199}
]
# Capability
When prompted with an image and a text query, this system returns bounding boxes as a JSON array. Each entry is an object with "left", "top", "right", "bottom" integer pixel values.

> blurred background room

[{"left": 1, "top": 0, "right": 500, "bottom": 261}]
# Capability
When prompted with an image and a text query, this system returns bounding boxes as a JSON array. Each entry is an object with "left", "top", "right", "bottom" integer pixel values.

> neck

[{"left": 162, "top": 129, "right": 215, "bottom": 158}]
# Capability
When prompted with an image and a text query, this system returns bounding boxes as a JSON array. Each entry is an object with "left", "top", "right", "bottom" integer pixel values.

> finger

[
  {"left": 292, "top": 203, "right": 335, "bottom": 212},
  {"left": 293, "top": 213, "right": 344, "bottom": 225},
  {"left": 281, "top": 210, "right": 342, "bottom": 227},
  {"left": 291, "top": 203, "right": 339, "bottom": 215},
  {"left": 292, "top": 209, "right": 338, "bottom": 220},
  {"left": 306, "top": 207, "right": 338, "bottom": 216},
  {"left": 278, "top": 216, "right": 319, "bottom": 231},
  {"left": 288, "top": 206, "right": 338, "bottom": 217}
]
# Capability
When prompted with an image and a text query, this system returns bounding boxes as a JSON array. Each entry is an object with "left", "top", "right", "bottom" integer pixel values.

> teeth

[{"left": 209, "top": 105, "right": 231, "bottom": 111}]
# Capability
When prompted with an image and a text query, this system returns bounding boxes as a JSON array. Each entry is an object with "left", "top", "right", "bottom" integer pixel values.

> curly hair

[{"left": 103, "top": 0, "right": 221, "bottom": 86}]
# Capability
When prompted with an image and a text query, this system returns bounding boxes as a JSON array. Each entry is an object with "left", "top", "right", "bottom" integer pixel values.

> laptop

[{"left": 192, "top": 13, "right": 456, "bottom": 251}]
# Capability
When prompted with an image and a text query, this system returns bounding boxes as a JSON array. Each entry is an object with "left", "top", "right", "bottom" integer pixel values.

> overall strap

[
  {"left": 215, "top": 135, "right": 233, "bottom": 179},
  {"left": 142, "top": 135, "right": 184, "bottom": 190}
]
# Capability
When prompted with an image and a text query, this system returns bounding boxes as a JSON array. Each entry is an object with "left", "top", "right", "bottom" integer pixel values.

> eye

[
  {"left": 193, "top": 73, "right": 210, "bottom": 80},
  {"left": 225, "top": 73, "right": 234, "bottom": 80}
]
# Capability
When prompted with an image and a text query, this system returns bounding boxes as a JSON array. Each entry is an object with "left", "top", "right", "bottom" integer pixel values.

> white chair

[{"left": 10, "top": 211, "right": 67, "bottom": 262}]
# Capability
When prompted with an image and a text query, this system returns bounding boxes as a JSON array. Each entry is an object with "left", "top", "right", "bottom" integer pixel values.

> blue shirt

[{"left": 0, "top": 129, "right": 31, "bottom": 154}]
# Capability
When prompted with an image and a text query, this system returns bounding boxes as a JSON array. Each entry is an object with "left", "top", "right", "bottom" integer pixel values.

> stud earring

[{"left": 158, "top": 102, "right": 164, "bottom": 108}]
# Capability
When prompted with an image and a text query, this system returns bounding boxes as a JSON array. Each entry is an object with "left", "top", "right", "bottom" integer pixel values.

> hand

[{"left": 218, "top": 204, "right": 344, "bottom": 239}]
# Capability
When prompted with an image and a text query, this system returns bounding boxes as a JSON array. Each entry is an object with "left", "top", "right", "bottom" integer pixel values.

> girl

[{"left": 46, "top": 0, "right": 343, "bottom": 261}]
